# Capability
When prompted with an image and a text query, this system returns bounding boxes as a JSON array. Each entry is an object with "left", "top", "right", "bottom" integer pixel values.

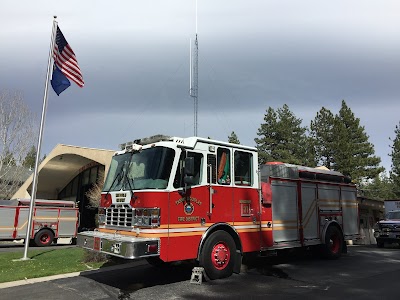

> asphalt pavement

[{"left": 1, "top": 244, "right": 400, "bottom": 299}]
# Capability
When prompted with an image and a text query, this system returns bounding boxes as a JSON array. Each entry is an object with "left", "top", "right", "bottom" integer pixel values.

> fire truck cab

[{"left": 78, "top": 135, "right": 359, "bottom": 279}]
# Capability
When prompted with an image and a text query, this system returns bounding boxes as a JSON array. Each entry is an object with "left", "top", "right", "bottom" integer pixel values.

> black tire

[
  {"left": 34, "top": 229, "right": 54, "bottom": 247},
  {"left": 377, "top": 240, "right": 384, "bottom": 248},
  {"left": 200, "top": 230, "right": 236, "bottom": 280},
  {"left": 322, "top": 226, "right": 343, "bottom": 259}
]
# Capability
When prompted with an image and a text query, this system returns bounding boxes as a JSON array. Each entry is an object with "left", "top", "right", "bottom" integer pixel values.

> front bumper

[
  {"left": 77, "top": 231, "right": 160, "bottom": 259},
  {"left": 374, "top": 231, "right": 400, "bottom": 243}
]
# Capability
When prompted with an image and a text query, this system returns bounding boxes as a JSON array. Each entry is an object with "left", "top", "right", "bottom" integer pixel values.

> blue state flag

[
  {"left": 51, "top": 66, "right": 71, "bottom": 96},
  {"left": 51, "top": 26, "right": 84, "bottom": 95}
]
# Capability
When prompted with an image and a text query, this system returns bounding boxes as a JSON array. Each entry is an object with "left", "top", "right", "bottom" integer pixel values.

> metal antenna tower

[
  {"left": 190, "top": 35, "right": 198, "bottom": 136},
  {"left": 190, "top": 1, "right": 198, "bottom": 136}
]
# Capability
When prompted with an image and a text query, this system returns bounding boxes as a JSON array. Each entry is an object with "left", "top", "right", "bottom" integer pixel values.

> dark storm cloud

[{"left": 1, "top": 0, "right": 399, "bottom": 172}]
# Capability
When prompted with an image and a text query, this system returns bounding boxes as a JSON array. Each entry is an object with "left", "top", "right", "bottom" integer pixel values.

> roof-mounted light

[{"left": 118, "top": 141, "right": 142, "bottom": 152}]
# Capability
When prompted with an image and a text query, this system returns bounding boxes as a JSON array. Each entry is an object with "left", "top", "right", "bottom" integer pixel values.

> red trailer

[{"left": 0, "top": 198, "right": 79, "bottom": 246}]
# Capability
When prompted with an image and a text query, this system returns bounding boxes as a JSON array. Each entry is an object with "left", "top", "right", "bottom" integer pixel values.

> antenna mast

[{"left": 190, "top": 0, "right": 199, "bottom": 136}]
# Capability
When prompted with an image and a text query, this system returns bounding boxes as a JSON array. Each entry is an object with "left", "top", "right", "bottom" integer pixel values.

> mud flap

[
  {"left": 233, "top": 250, "right": 242, "bottom": 274},
  {"left": 342, "top": 241, "right": 348, "bottom": 254}
]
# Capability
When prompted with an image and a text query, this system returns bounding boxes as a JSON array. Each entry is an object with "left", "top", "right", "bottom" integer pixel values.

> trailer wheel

[
  {"left": 200, "top": 230, "right": 236, "bottom": 280},
  {"left": 322, "top": 226, "right": 343, "bottom": 259},
  {"left": 34, "top": 229, "right": 54, "bottom": 247}
]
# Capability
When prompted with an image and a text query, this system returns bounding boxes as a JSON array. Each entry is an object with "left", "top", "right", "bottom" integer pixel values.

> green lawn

[{"left": 0, "top": 247, "right": 112, "bottom": 283}]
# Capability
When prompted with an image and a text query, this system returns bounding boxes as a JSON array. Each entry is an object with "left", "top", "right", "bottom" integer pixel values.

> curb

[{"left": 0, "top": 260, "right": 147, "bottom": 289}]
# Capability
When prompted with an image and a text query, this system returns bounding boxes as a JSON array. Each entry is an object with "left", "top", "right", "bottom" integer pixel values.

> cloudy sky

[{"left": 1, "top": 0, "right": 399, "bottom": 172}]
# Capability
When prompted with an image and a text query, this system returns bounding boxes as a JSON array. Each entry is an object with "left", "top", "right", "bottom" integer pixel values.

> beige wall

[{"left": 13, "top": 144, "right": 115, "bottom": 200}]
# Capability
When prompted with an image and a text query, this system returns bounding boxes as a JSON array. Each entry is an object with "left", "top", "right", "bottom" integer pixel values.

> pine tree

[
  {"left": 310, "top": 107, "right": 335, "bottom": 168},
  {"left": 228, "top": 131, "right": 240, "bottom": 144},
  {"left": 23, "top": 146, "right": 37, "bottom": 169},
  {"left": 359, "top": 174, "right": 395, "bottom": 200},
  {"left": 255, "top": 104, "right": 313, "bottom": 166},
  {"left": 2, "top": 151, "right": 16, "bottom": 166},
  {"left": 332, "top": 100, "right": 383, "bottom": 182},
  {"left": 390, "top": 122, "right": 400, "bottom": 197}
]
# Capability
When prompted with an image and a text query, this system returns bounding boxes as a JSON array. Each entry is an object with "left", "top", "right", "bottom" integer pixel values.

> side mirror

[
  {"left": 184, "top": 176, "right": 194, "bottom": 185},
  {"left": 183, "top": 157, "right": 195, "bottom": 189},
  {"left": 185, "top": 157, "right": 195, "bottom": 176}
]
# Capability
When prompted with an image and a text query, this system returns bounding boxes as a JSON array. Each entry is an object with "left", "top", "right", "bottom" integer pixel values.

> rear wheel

[
  {"left": 200, "top": 230, "right": 236, "bottom": 280},
  {"left": 34, "top": 229, "right": 54, "bottom": 247},
  {"left": 322, "top": 226, "right": 343, "bottom": 259}
]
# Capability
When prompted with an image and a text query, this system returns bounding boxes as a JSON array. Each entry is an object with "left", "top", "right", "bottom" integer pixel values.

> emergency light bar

[{"left": 119, "top": 134, "right": 172, "bottom": 150}]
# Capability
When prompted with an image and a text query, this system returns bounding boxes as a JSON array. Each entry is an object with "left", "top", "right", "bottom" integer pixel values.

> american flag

[{"left": 53, "top": 26, "right": 84, "bottom": 87}]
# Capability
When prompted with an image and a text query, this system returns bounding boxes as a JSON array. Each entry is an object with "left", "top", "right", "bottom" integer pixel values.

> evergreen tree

[
  {"left": 255, "top": 104, "right": 313, "bottom": 166},
  {"left": 310, "top": 107, "right": 335, "bottom": 168},
  {"left": 2, "top": 151, "right": 16, "bottom": 166},
  {"left": 389, "top": 122, "right": 400, "bottom": 197},
  {"left": 23, "top": 146, "right": 36, "bottom": 169},
  {"left": 359, "top": 174, "right": 395, "bottom": 200},
  {"left": 228, "top": 131, "right": 240, "bottom": 144},
  {"left": 332, "top": 100, "right": 383, "bottom": 182}
]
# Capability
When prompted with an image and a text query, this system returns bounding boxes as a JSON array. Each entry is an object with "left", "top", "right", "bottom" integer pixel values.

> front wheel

[
  {"left": 34, "top": 228, "right": 54, "bottom": 247},
  {"left": 322, "top": 226, "right": 343, "bottom": 259},
  {"left": 376, "top": 240, "right": 384, "bottom": 248},
  {"left": 200, "top": 230, "right": 236, "bottom": 280}
]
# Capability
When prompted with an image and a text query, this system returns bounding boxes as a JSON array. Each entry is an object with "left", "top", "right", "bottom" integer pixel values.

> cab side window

[
  {"left": 217, "top": 148, "right": 231, "bottom": 185},
  {"left": 234, "top": 151, "right": 253, "bottom": 186},
  {"left": 207, "top": 154, "right": 216, "bottom": 184},
  {"left": 188, "top": 152, "right": 203, "bottom": 185},
  {"left": 173, "top": 151, "right": 203, "bottom": 188}
]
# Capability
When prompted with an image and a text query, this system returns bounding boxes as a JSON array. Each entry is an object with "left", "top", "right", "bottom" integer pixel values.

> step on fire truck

[
  {"left": 0, "top": 199, "right": 79, "bottom": 246},
  {"left": 78, "top": 135, "right": 359, "bottom": 279}
]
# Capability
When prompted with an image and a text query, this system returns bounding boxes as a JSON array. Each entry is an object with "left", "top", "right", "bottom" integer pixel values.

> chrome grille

[
  {"left": 106, "top": 204, "right": 133, "bottom": 227},
  {"left": 380, "top": 223, "right": 400, "bottom": 232}
]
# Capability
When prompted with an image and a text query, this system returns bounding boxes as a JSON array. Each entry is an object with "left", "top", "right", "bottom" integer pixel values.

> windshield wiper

[
  {"left": 123, "top": 174, "right": 137, "bottom": 203},
  {"left": 104, "top": 168, "right": 125, "bottom": 199},
  {"left": 125, "top": 153, "right": 137, "bottom": 202}
]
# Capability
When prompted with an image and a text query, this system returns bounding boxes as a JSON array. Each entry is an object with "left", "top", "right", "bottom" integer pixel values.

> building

[
  {"left": 356, "top": 196, "right": 384, "bottom": 245},
  {"left": 12, "top": 144, "right": 114, "bottom": 230}
]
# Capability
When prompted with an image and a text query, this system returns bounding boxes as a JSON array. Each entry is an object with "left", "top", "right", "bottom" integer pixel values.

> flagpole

[{"left": 21, "top": 16, "right": 58, "bottom": 260}]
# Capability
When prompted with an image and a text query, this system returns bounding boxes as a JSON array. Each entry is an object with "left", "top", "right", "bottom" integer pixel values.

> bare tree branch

[
  {"left": 85, "top": 170, "right": 105, "bottom": 208},
  {"left": 0, "top": 89, "right": 37, "bottom": 198}
]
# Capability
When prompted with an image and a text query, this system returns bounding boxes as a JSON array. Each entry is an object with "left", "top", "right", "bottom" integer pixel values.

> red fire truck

[{"left": 78, "top": 135, "right": 359, "bottom": 279}]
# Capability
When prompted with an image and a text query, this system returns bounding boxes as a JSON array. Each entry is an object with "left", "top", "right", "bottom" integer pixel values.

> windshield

[
  {"left": 103, "top": 147, "right": 175, "bottom": 192},
  {"left": 387, "top": 211, "right": 400, "bottom": 220}
]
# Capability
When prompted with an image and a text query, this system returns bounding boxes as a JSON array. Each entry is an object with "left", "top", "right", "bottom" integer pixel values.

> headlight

[
  {"left": 373, "top": 222, "right": 380, "bottom": 231},
  {"left": 97, "top": 208, "right": 106, "bottom": 226},
  {"left": 133, "top": 207, "right": 160, "bottom": 227}
]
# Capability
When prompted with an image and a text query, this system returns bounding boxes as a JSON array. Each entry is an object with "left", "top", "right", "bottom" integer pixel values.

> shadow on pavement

[{"left": 81, "top": 260, "right": 195, "bottom": 299}]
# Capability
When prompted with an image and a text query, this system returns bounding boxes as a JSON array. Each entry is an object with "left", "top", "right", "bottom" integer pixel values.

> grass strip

[{"left": 0, "top": 247, "right": 109, "bottom": 283}]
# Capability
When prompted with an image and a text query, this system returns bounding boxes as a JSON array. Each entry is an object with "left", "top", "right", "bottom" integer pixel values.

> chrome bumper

[{"left": 77, "top": 231, "right": 160, "bottom": 259}]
